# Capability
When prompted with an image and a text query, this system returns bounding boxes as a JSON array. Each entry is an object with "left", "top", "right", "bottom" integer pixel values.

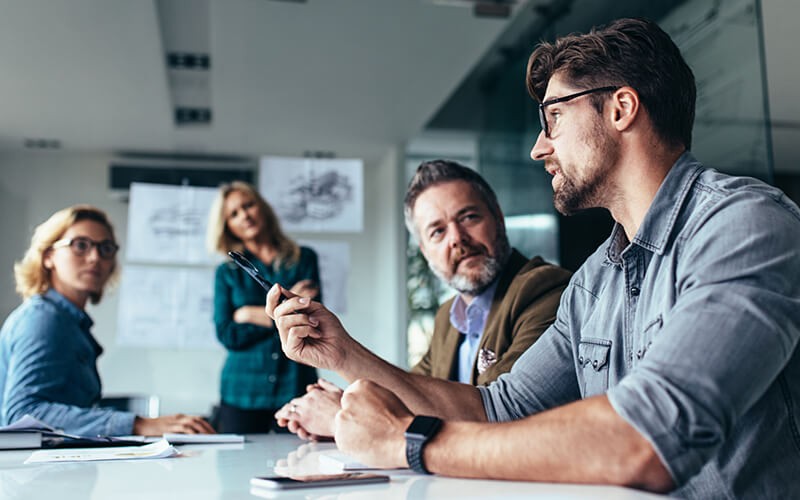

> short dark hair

[
  {"left": 527, "top": 17, "right": 696, "bottom": 149},
  {"left": 403, "top": 159, "right": 504, "bottom": 240}
]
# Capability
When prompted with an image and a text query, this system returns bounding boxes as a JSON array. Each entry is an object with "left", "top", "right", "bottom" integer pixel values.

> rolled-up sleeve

[
  {"left": 480, "top": 307, "right": 582, "bottom": 422},
  {"left": 607, "top": 192, "right": 800, "bottom": 485}
]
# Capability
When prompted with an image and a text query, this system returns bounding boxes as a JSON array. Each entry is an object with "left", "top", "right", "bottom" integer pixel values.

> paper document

[
  {"left": 0, "top": 415, "right": 50, "bottom": 449},
  {"left": 0, "top": 415, "right": 54, "bottom": 432},
  {"left": 164, "top": 433, "right": 244, "bottom": 444},
  {"left": 24, "top": 438, "right": 179, "bottom": 464},
  {"left": 116, "top": 433, "right": 244, "bottom": 444}
]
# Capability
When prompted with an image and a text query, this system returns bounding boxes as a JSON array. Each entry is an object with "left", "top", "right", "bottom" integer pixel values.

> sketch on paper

[
  {"left": 282, "top": 170, "right": 353, "bottom": 223},
  {"left": 116, "top": 265, "right": 218, "bottom": 350},
  {"left": 299, "top": 240, "right": 350, "bottom": 314},
  {"left": 259, "top": 157, "right": 364, "bottom": 232},
  {"left": 126, "top": 183, "right": 220, "bottom": 265}
]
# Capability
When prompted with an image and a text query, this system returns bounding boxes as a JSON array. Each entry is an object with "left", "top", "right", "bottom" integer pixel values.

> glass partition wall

[{"left": 405, "top": 0, "right": 774, "bottom": 367}]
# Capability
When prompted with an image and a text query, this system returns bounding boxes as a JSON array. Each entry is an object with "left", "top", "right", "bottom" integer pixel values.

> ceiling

[
  {"left": 0, "top": 0, "right": 524, "bottom": 163},
  {"left": 1, "top": 0, "right": 795, "bottom": 173}
]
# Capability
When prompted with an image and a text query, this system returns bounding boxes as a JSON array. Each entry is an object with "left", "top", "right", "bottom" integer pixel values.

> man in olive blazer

[
  {"left": 411, "top": 248, "right": 570, "bottom": 385},
  {"left": 274, "top": 159, "right": 569, "bottom": 438}
]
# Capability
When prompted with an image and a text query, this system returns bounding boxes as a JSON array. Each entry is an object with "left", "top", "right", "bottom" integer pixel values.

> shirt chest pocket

[{"left": 577, "top": 339, "right": 612, "bottom": 397}]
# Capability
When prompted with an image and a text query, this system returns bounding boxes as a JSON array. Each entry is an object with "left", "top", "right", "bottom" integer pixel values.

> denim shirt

[
  {"left": 479, "top": 152, "right": 800, "bottom": 498},
  {"left": 0, "top": 289, "right": 135, "bottom": 435},
  {"left": 450, "top": 280, "right": 499, "bottom": 384}
]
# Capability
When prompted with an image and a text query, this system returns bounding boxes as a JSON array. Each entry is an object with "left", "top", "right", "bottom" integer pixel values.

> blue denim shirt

[
  {"left": 0, "top": 289, "right": 135, "bottom": 435},
  {"left": 479, "top": 152, "right": 800, "bottom": 498}
]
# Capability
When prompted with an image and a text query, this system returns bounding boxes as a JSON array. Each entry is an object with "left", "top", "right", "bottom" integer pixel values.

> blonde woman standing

[
  {"left": 207, "top": 182, "right": 320, "bottom": 433},
  {"left": 0, "top": 205, "right": 214, "bottom": 436}
]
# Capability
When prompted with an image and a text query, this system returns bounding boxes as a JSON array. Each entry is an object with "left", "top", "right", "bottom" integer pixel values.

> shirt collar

[
  {"left": 43, "top": 288, "right": 94, "bottom": 331},
  {"left": 606, "top": 151, "right": 704, "bottom": 263},
  {"left": 449, "top": 278, "right": 499, "bottom": 336}
]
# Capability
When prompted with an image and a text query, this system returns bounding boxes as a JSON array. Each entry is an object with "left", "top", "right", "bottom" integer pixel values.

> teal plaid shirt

[{"left": 213, "top": 246, "right": 320, "bottom": 409}]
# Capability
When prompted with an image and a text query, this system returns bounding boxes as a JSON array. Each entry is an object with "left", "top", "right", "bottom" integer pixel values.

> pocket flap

[{"left": 578, "top": 339, "right": 611, "bottom": 372}]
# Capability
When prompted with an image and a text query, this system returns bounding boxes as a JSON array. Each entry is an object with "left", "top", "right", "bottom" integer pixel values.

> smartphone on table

[{"left": 250, "top": 472, "right": 390, "bottom": 490}]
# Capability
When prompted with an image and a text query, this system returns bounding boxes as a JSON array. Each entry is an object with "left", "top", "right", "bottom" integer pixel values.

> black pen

[
  {"left": 227, "top": 251, "right": 290, "bottom": 303},
  {"left": 228, "top": 251, "right": 275, "bottom": 291}
]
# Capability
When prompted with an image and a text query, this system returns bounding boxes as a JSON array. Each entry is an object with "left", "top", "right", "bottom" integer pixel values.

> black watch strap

[
  {"left": 406, "top": 436, "right": 429, "bottom": 474},
  {"left": 405, "top": 415, "right": 443, "bottom": 474}
]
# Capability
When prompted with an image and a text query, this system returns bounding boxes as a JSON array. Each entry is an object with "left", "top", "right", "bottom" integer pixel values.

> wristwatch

[{"left": 404, "top": 415, "right": 443, "bottom": 474}]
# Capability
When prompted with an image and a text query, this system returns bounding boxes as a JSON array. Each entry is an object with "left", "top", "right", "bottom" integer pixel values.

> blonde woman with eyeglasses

[{"left": 0, "top": 205, "right": 215, "bottom": 437}]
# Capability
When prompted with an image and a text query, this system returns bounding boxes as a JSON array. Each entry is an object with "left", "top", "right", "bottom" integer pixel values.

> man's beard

[
  {"left": 552, "top": 119, "right": 618, "bottom": 216},
  {"left": 429, "top": 232, "right": 510, "bottom": 296}
]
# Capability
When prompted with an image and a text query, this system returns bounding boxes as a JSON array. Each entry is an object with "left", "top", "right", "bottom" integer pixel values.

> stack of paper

[
  {"left": 164, "top": 433, "right": 244, "bottom": 444},
  {"left": 0, "top": 415, "right": 52, "bottom": 450},
  {"left": 24, "top": 438, "right": 179, "bottom": 464},
  {"left": 116, "top": 433, "right": 244, "bottom": 445},
  {"left": 0, "top": 432, "right": 42, "bottom": 450}
]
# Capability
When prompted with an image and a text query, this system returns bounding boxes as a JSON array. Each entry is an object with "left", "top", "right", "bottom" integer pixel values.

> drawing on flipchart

[
  {"left": 126, "top": 183, "right": 219, "bottom": 265},
  {"left": 260, "top": 157, "right": 364, "bottom": 233}
]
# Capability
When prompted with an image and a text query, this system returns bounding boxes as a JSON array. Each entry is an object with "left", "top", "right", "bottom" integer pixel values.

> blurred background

[{"left": 0, "top": 0, "right": 796, "bottom": 415}]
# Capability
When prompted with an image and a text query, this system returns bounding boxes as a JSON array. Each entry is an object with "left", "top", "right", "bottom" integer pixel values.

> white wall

[{"left": 0, "top": 148, "right": 406, "bottom": 415}]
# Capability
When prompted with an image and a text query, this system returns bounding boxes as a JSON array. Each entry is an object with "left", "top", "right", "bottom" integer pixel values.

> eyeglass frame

[
  {"left": 51, "top": 236, "right": 120, "bottom": 260},
  {"left": 538, "top": 86, "right": 619, "bottom": 138}
]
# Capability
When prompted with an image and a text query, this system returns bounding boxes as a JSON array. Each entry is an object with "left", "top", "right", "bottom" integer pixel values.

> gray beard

[{"left": 430, "top": 236, "right": 510, "bottom": 296}]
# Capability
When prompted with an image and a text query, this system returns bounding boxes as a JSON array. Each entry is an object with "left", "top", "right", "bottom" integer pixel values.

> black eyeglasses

[
  {"left": 538, "top": 86, "right": 619, "bottom": 138},
  {"left": 52, "top": 237, "right": 119, "bottom": 260}
]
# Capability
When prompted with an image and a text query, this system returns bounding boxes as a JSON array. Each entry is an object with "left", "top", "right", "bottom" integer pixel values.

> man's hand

[
  {"left": 265, "top": 284, "right": 354, "bottom": 372},
  {"left": 275, "top": 378, "right": 343, "bottom": 440},
  {"left": 132, "top": 414, "right": 216, "bottom": 436},
  {"left": 334, "top": 380, "right": 413, "bottom": 469}
]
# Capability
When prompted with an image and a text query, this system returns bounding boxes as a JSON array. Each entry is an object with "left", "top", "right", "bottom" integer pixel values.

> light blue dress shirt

[
  {"left": 0, "top": 288, "right": 135, "bottom": 436},
  {"left": 450, "top": 280, "right": 499, "bottom": 384},
  {"left": 479, "top": 152, "right": 800, "bottom": 498}
]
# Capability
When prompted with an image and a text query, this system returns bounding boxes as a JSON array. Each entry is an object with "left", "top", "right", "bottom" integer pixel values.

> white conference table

[{"left": 0, "top": 434, "right": 664, "bottom": 499}]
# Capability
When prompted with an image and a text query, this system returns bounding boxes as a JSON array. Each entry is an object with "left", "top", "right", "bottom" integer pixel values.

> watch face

[{"left": 405, "top": 415, "right": 442, "bottom": 440}]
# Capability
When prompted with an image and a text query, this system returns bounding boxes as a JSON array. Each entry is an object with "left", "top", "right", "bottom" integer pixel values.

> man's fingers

[
  {"left": 265, "top": 284, "right": 284, "bottom": 319},
  {"left": 317, "top": 378, "right": 341, "bottom": 393},
  {"left": 273, "top": 295, "right": 313, "bottom": 318}
]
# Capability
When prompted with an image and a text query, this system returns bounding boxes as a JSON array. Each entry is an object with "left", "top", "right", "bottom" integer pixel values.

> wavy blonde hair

[
  {"left": 14, "top": 205, "right": 120, "bottom": 304},
  {"left": 206, "top": 181, "right": 299, "bottom": 268}
]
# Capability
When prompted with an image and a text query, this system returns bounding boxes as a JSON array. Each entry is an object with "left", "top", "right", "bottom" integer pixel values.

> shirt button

[
  {"left": 631, "top": 286, "right": 640, "bottom": 296},
  {"left": 268, "top": 375, "right": 277, "bottom": 383},
  {"left": 578, "top": 356, "right": 584, "bottom": 364},
  {"left": 592, "top": 360, "right": 598, "bottom": 368},
  {"left": 271, "top": 352, "right": 280, "bottom": 360}
]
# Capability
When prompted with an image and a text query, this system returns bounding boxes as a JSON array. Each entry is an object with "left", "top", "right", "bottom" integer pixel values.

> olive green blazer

[{"left": 411, "top": 249, "right": 571, "bottom": 386}]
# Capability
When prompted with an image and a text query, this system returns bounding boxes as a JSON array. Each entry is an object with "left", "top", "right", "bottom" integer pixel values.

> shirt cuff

[{"left": 104, "top": 410, "right": 137, "bottom": 436}]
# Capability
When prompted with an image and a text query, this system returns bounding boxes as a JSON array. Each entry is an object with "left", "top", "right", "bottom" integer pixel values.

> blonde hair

[
  {"left": 206, "top": 181, "right": 299, "bottom": 268},
  {"left": 14, "top": 205, "right": 120, "bottom": 304}
]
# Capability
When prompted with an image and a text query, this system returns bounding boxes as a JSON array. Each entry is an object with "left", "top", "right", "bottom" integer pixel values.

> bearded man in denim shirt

[{"left": 265, "top": 18, "right": 800, "bottom": 498}]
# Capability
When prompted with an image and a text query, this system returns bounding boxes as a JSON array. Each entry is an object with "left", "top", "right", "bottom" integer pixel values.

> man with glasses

[{"left": 266, "top": 18, "right": 800, "bottom": 496}]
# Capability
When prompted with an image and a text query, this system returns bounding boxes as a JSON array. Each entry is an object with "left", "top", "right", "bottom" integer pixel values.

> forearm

[
  {"left": 7, "top": 396, "right": 134, "bottom": 436},
  {"left": 234, "top": 305, "right": 274, "bottom": 328},
  {"left": 424, "top": 396, "right": 673, "bottom": 492},
  {"left": 341, "top": 342, "right": 486, "bottom": 421},
  {"left": 215, "top": 320, "right": 270, "bottom": 351}
]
